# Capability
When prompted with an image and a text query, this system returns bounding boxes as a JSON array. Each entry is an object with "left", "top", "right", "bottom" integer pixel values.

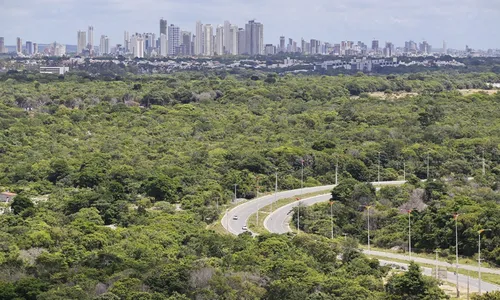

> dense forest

[{"left": 0, "top": 70, "right": 499, "bottom": 299}]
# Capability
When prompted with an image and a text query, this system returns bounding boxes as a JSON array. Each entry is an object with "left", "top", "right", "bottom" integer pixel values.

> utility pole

[
  {"left": 301, "top": 159, "right": 304, "bottom": 190},
  {"left": 365, "top": 205, "right": 372, "bottom": 255},
  {"left": 408, "top": 210, "right": 412, "bottom": 260},
  {"left": 335, "top": 159, "right": 339, "bottom": 186},
  {"left": 330, "top": 201, "right": 334, "bottom": 239},
  {"left": 427, "top": 153, "right": 430, "bottom": 180},
  {"left": 297, "top": 198, "right": 300, "bottom": 234},
  {"left": 378, "top": 152, "right": 381, "bottom": 182},
  {"left": 434, "top": 249, "right": 440, "bottom": 280},
  {"left": 233, "top": 184, "right": 238, "bottom": 202},
  {"left": 454, "top": 213, "right": 460, "bottom": 298},
  {"left": 272, "top": 171, "right": 277, "bottom": 213}
]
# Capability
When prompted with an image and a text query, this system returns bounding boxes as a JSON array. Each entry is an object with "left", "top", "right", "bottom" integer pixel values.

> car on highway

[
  {"left": 233, "top": 215, "right": 238, "bottom": 220},
  {"left": 241, "top": 226, "right": 248, "bottom": 231}
]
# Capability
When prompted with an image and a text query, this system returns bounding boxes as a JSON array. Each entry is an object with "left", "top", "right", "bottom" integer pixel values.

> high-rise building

[
  {"left": 77, "top": 30, "right": 86, "bottom": 54},
  {"left": 301, "top": 39, "right": 306, "bottom": 54},
  {"left": 33, "top": 43, "right": 38, "bottom": 54},
  {"left": 245, "top": 20, "right": 264, "bottom": 55},
  {"left": 130, "top": 34, "right": 144, "bottom": 58},
  {"left": 124, "top": 31, "right": 130, "bottom": 52},
  {"left": 237, "top": 28, "right": 246, "bottom": 55},
  {"left": 230, "top": 25, "right": 238, "bottom": 55},
  {"left": 215, "top": 25, "right": 224, "bottom": 55},
  {"left": 203, "top": 24, "right": 213, "bottom": 56},
  {"left": 194, "top": 21, "right": 204, "bottom": 55},
  {"left": 168, "top": 24, "right": 180, "bottom": 55},
  {"left": 264, "top": 44, "right": 275, "bottom": 55},
  {"left": 160, "top": 18, "right": 168, "bottom": 36},
  {"left": 443, "top": 40, "right": 447, "bottom": 55},
  {"left": 26, "top": 41, "right": 33, "bottom": 55},
  {"left": 0, "top": 37, "right": 5, "bottom": 53},
  {"left": 384, "top": 42, "right": 394, "bottom": 57},
  {"left": 100, "top": 35, "right": 110, "bottom": 55},
  {"left": 223, "top": 21, "right": 231, "bottom": 54},
  {"left": 16, "top": 37, "right": 22, "bottom": 53},
  {"left": 181, "top": 31, "right": 192, "bottom": 56},
  {"left": 372, "top": 40, "right": 379, "bottom": 52},
  {"left": 88, "top": 26, "right": 94, "bottom": 55},
  {"left": 159, "top": 34, "right": 168, "bottom": 57},
  {"left": 279, "top": 36, "right": 285, "bottom": 53}
]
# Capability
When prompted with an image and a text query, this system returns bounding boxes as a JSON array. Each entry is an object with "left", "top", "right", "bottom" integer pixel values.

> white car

[
  {"left": 233, "top": 216, "right": 238, "bottom": 220},
  {"left": 242, "top": 226, "right": 248, "bottom": 231}
]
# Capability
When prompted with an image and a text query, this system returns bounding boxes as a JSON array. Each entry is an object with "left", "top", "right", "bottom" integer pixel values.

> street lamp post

[
  {"left": 272, "top": 171, "right": 277, "bottom": 213},
  {"left": 364, "top": 205, "right": 372, "bottom": 255},
  {"left": 478, "top": 229, "right": 491, "bottom": 295},
  {"left": 296, "top": 198, "right": 301, "bottom": 234},
  {"left": 454, "top": 213, "right": 460, "bottom": 298},
  {"left": 330, "top": 201, "right": 335, "bottom": 239},
  {"left": 408, "top": 210, "right": 412, "bottom": 260}
]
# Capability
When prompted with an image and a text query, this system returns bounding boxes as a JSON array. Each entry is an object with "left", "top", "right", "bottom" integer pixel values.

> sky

[{"left": 1, "top": 0, "right": 499, "bottom": 49}]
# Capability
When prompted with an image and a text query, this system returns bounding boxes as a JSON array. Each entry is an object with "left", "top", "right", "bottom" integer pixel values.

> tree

[{"left": 11, "top": 194, "right": 34, "bottom": 215}]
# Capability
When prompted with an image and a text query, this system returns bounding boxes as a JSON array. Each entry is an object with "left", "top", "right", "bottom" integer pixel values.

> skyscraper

[
  {"left": 77, "top": 31, "right": 86, "bottom": 54},
  {"left": 159, "top": 34, "right": 168, "bottom": 57},
  {"left": 33, "top": 43, "right": 38, "bottom": 54},
  {"left": 168, "top": 24, "right": 180, "bottom": 55},
  {"left": 26, "top": 41, "right": 33, "bottom": 55},
  {"left": 279, "top": 36, "right": 285, "bottom": 53},
  {"left": 215, "top": 25, "right": 224, "bottom": 55},
  {"left": 245, "top": 20, "right": 264, "bottom": 55},
  {"left": 237, "top": 28, "right": 246, "bottom": 55},
  {"left": 0, "top": 37, "right": 5, "bottom": 53},
  {"left": 124, "top": 31, "right": 130, "bottom": 52},
  {"left": 203, "top": 24, "right": 213, "bottom": 56},
  {"left": 443, "top": 40, "right": 447, "bottom": 55},
  {"left": 16, "top": 37, "right": 22, "bottom": 53},
  {"left": 100, "top": 35, "right": 110, "bottom": 55},
  {"left": 130, "top": 34, "right": 144, "bottom": 58},
  {"left": 371, "top": 40, "right": 379, "bottom": 52},
  {"left": 223, "top": 21, "right": 231, "bottom": 54},
  {"left": 181, "top": 31, "right": 192, "bottom": 56},
  {"left": 194, "top": 21, "right": 204, "bottom": 55},
  {"left": 88, "top": 26, "right": 94, "bottom": 55},
  {"left": 160, "top": 18, "right": 168, "bottom": 36},
  {"left": 230, "top": 25, "right": 238, "bottom": 55}
]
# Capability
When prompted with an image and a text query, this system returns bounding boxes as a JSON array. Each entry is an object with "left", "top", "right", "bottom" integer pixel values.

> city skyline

[{"left": 1, "top": 0, "right": 499, "bottom": 50}]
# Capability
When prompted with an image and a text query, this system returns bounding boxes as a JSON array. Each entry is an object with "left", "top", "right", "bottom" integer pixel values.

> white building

[
  {"left": 194, "top": 21, "right": 203, "bottom": 55},
  {"left": 77, "top": 31, "right": 86, "bottom": 54},
  {"left": 215, "top": 25, "right": 224, "bottom": 55},
  {"left": 223, "top": 21, "right": 231, "bottom": 54},
  {"left": 245, "top": 20, "right": 264, "bottom": 55},
  {"left": 159, "top": 34, "right": 168, "bottom": 57},
  {"left": 40, "top": 67, "right": 70, "bottom": 75},
  {"left": 124, "top": 31, "right": 130, "bottom": 52},
  {"left": 88, "top": 26, "right": 94, "bottom": 55},
  {"left": 203, "top": 24, "right": 213, "bottom": 56},
  {"left": 130, "top": 34, "right": 145, "bottom": 58},
  {"left": 230, "top": 25, "right": 238, "bottom": 55},
  {"left": 238, "top": 28, "right": 246, "bottom": 55},
  {"left": 168, "top": 24, "right": 180, "bottom": 55},
  {"left": 100, "top": 35, "right": 110, "bottom": 55},
  {"left": 53, "top": 43, "right": 66, "bottom": 56}
]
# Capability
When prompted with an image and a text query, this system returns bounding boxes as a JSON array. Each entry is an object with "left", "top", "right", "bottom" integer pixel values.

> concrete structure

[
  {"left": 264, "top": 44, "right": 275, "bottom": 55},
  {"left": 372, "top": 40, "right": 379, "bottom": 52},
  {"left": 100, "top": 35, "right": 110, "bottom": 55},
  {"left": 181, "top": 31, "right": 192, "bottom": 56},
  {"left": 194, "top": 21, "right": 203, "bottom": 55},
  {"left": 215, "top": 25, "right": 224, "bottom": 55},
  {"left": 0, "top": 192, "right": 16, "bottom": 203},
  {"left": 160, "top": 18, "right": 168, "bottom": 36},
  {"left": 203, "top": 24, "right": 213, "bottom": 56},
  {"left": 245, "top": 20, "right": 264, "bottom": 55},
  {"left": 229, "top": 25, "right": 238, "bottom": 55},
  {"left": 130, "top": 34, "right": 144, "bottom": 58},
  {"left": 223, "top": 20, "right": 231, "bottom": 54},
  {"left": 33, "top": 43, "right": 38, "bottom": 54},
  {"left": 77, "top": 30, "right": 86, "bottom": 54},
  {"left": 279, "top": 36, "right": 285, "bottom": 53},
  {"left": 26, "top": 41, "right": 33, "bottom": 55},
  {"left": 16, "top": 37, "right": 22, "bottom": 53},
  {"left": 159, "top": 34, "right": 168, "bottom": 57},
  {"left": 237, "top": 28, "right": 246, "bottom": 55},
  {"left": 124, "top": 31, "right": 130, "bottom": 52},
  {"left": 0, "top": 37, "right": 5, "bottom": 53},
  {"left": 40, "top": 66, "right": 70, "bottom": 75},
  {"left": 88, "top": 26, "right": 94, "bottom": 55},
  {"left": 168, "top": 24, "right": 180, "bottom": 55}
]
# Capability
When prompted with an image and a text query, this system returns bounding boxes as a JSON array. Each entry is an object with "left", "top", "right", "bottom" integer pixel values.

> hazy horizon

[{"left": 1, "top": 0, "right": 499, "bottom": 49}]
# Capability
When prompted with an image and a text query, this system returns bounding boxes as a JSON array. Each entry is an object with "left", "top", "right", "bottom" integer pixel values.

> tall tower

[
  {"left": 77, "top": 31, "right": 86, "bottom": 54},
  {"left": 215, "top": 25, "right": 224, "bottom": 55},
  {"left": 237, "top": 28, "right": 246, "bottom": 55},
  {"left": 443, "top": 40, "right": 447, "bottom": 55},
  {"left": 16, "top": 37, "right": 22, "bottom": 53},
  {"left": 131, "top": 34, "right": 144, "bottom": 58},
  {"left": 88, "top": 26, "right": 94, "bottom": 54},
  {"left": 223, "top": 21, "right": 231, "bottom": 54},
  {"left": 245, "top": 20, "right": 264, "bottom": 55},
  {"left": 203, "top": 24, "right": 213, "bottom": 56},
  {"left": 181, "top": 31, "right": 192, "bottom": 55},
  {"left": 0, "top": 37, "right": 5, "bottom": 53},
  {"left": 230, "top": 25, "right": 238, "bottom": 55},
  {"left": 168, "top": 24, "right": 180, "bottom": 55},
  {"left": 160, "top": 18, "right": 168, "bottom": 36},
  {"left": 26, "top": 41, "right": 33, "bottom": 55},
  {"left": 280, "top": 36, "right": 285, "bottom": 53},
  {"left": 194, "top": 21, "right": 204, "bottom": 55},
  {"left": 124, "top": 31, "right": 130, "bottom": 52}
]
